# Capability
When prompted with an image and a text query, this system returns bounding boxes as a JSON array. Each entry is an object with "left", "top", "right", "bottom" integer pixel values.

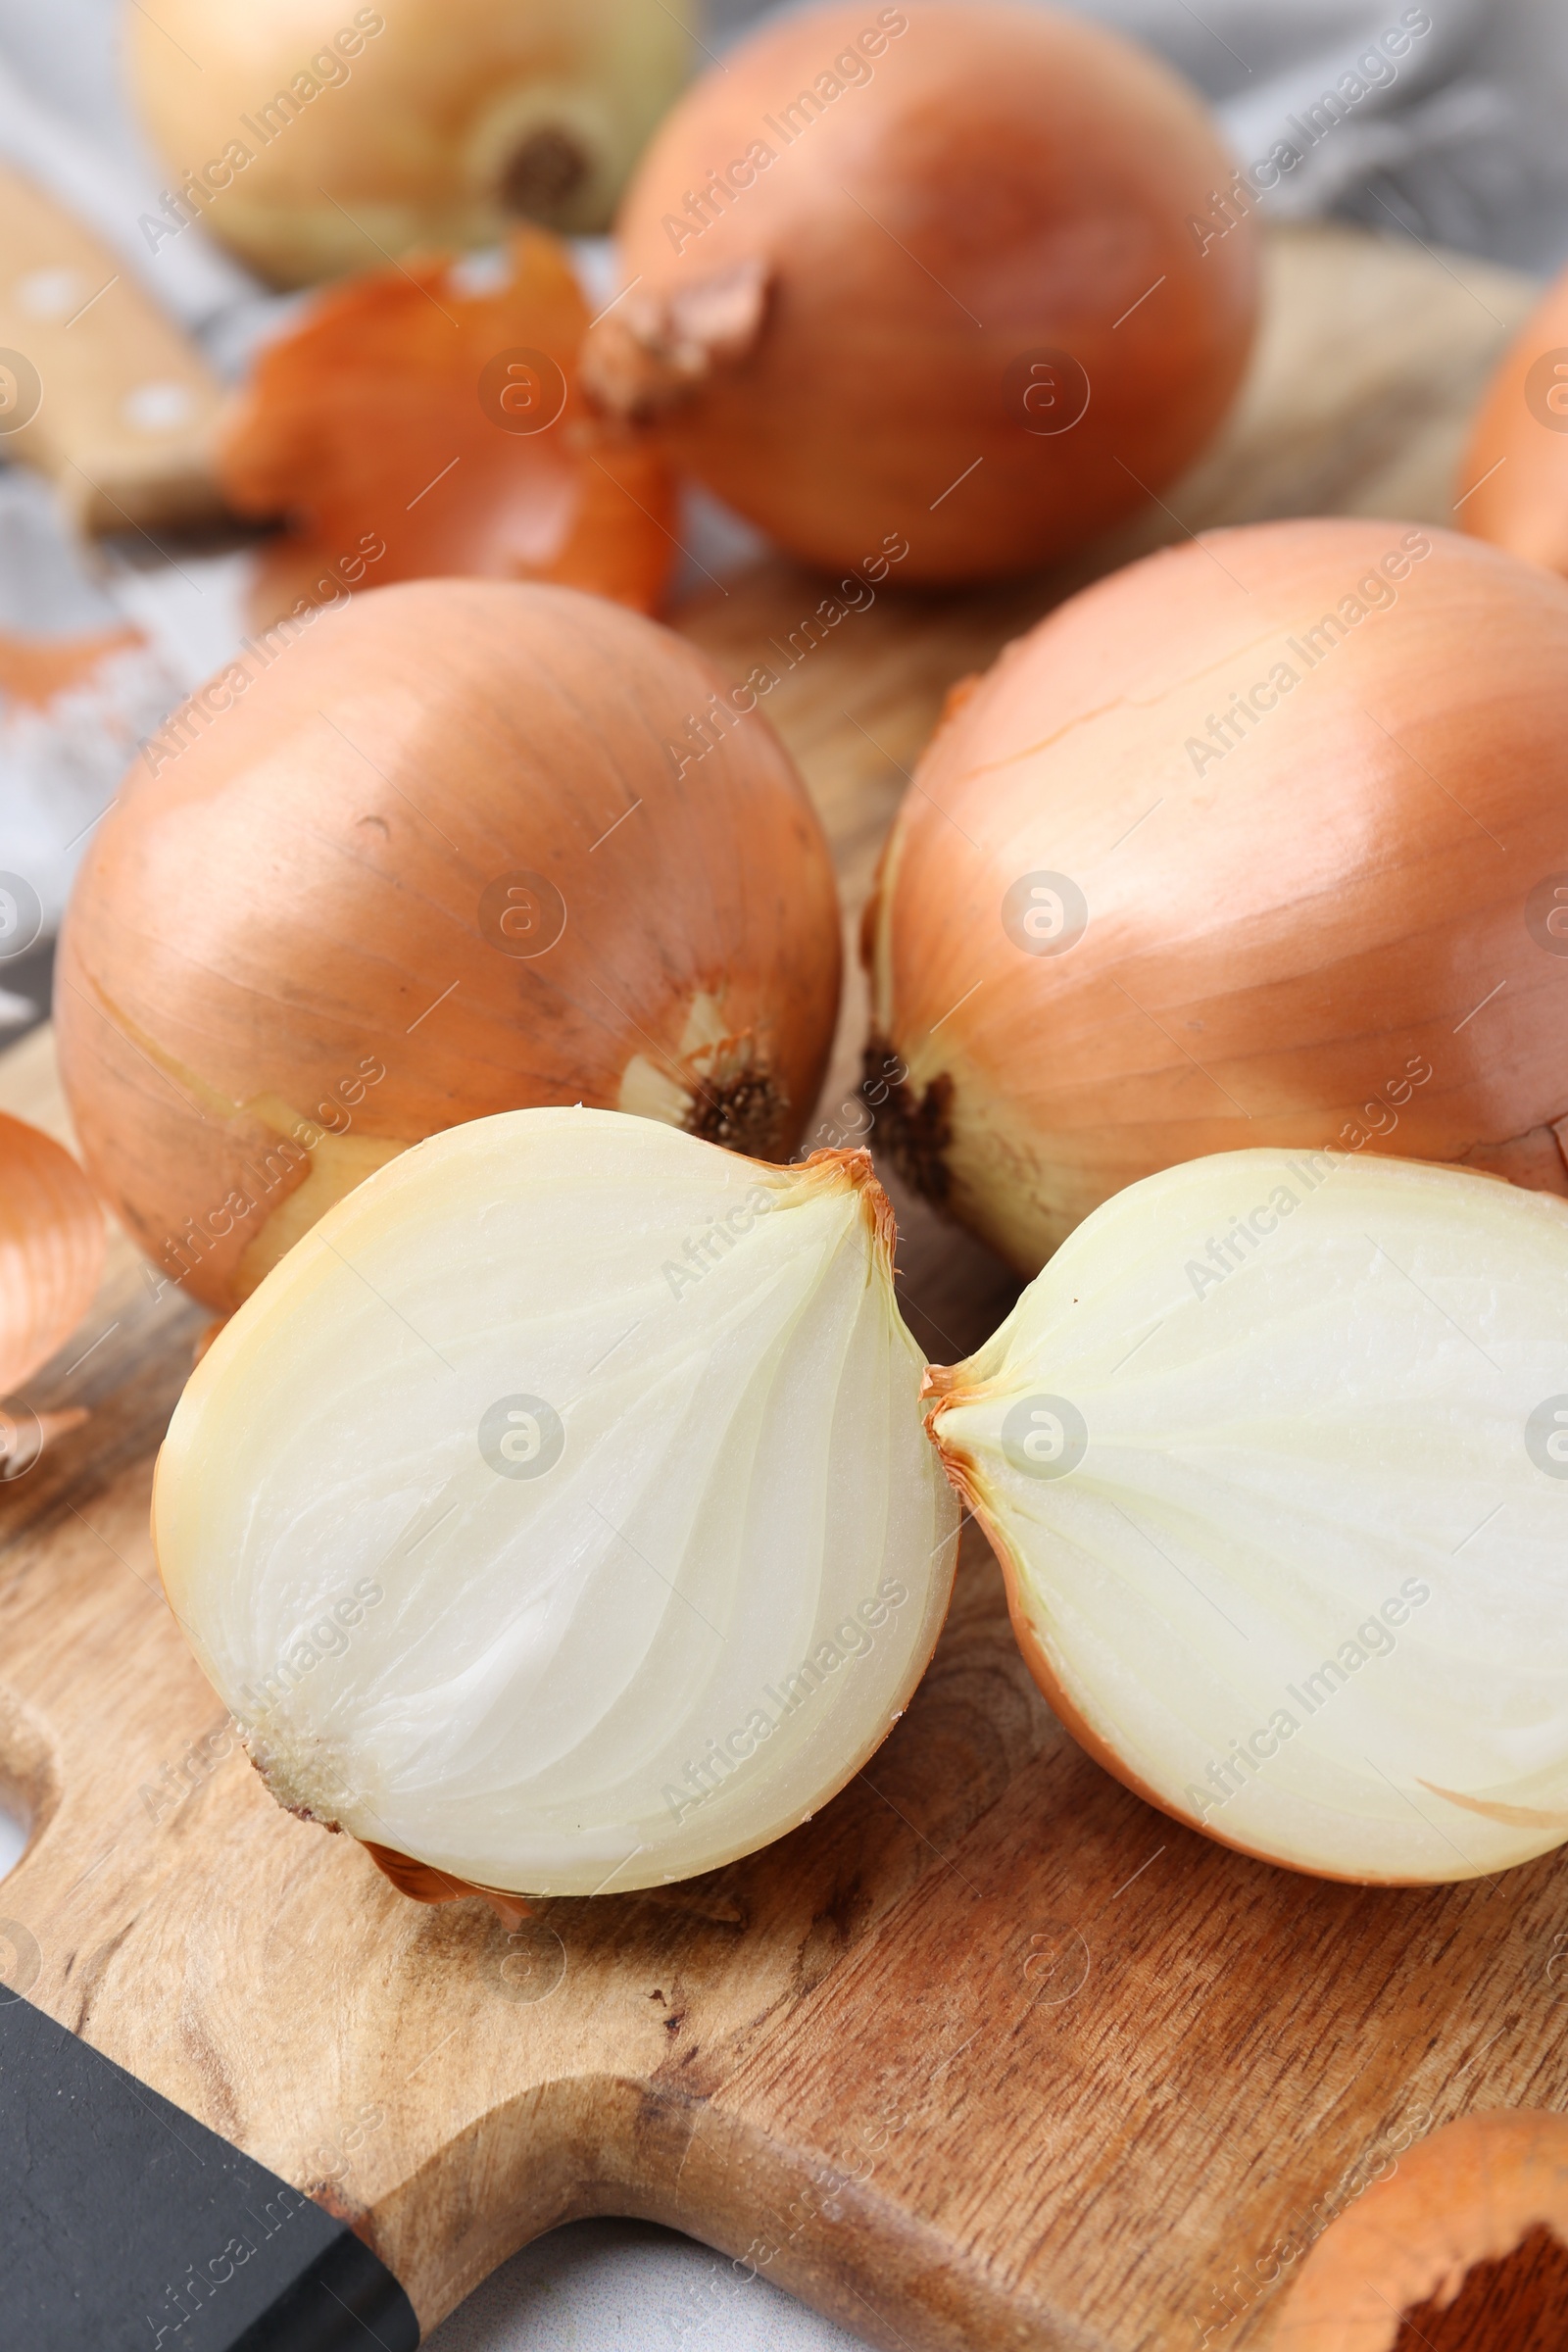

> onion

[
  {"left": 153, "top": 1111, "right": 958, "bottom": 1899},
  {"left": 1457, "top": 262, "right": 1568, "bottom": 578},
  {"left": 220, "top": 228, "right": 676, "bottom": 631},
  {"left": 0, "top": 1111, "right": 105, "bottom": 1396},
  {"left": 0, "top": 1111, "right": 104, "bottom": 1478},
  {"left": 582, "top": 0, "right": 1257, "bottom": 583},
  {"left": 126, "top": 0, "right": 695, "bottom": 287},
  {"left": 925, "top": 1148, "right": 1568, "bottom": 1886},
  {"left": 866, "top": 516, "right": 1568, "bottom": 1276},
  {"left": 56, "top": 579, "right": 841, "bottom": 1315},
  {"left": 1270, "top": 2111, "right": 1568, "bottom": 2347}
]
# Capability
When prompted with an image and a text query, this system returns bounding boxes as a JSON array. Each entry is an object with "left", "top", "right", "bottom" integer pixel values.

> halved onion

[
  {"left": 153, "top": 1110, "right": 958, "bottom": 1898},
  {"left": 925, "top": 1148, "right": 1568, "bottom": 1886}
]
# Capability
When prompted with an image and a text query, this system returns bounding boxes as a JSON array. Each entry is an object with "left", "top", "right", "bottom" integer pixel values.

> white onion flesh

[
  {"left": 927, "top": 1150, "right": 1568, "bottom": 1884},
  {"left": 154, "top": 1109, "right": 957, "bottom": 1896}
]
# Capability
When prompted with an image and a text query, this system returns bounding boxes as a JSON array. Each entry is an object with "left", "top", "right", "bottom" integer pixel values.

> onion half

[
  {"left": 56, "top": 579, "right": 841, "bottom": 1313},
  {"left": 153, "top": 1111, "right": 958, "bottom": 1897},
  {"left": 866, "top": 517, "right": 1568, "bottom": 1275},
  {"left": 1457, "top": 262, "right": 1568, "bottom": 578},
  {"left": 926, "top": 1149, "right": 1568, "bottom": 1886},
  {"left": 583, "top": 0, "right": 1257, "bottom": 582}
]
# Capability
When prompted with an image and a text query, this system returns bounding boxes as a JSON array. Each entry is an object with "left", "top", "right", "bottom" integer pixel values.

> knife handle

[{"left": 0, "top": 159, "right": 227, "bottom": 537}]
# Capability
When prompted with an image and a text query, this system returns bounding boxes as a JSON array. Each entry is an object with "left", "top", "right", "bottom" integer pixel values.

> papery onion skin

[
  {"left": 55, "top": 579, "right": 841, "bottom": 1314},
  {"left": 1457, "top": 263, "right": 1568, "bottom": 577},
  {"left": 0, "top": 1112, "right": 105, "bottom": 1397},
  {"left": 925, "top": 1148, "right": 1568, "bottom": 1886},
  {"left": 126, "top": 0, "right": 697, "bottom": 286},
  {"left": 583, "top": 0, "right": 1258, "bottom": 583},
  {"left": 220, "top": 228, "right": 676, "bottom": 629},
  {"left": 1270, "top": 2111, "right": 1568, "bottom": 2350},
  {"left": 152, "top": 1113, "right": 958, "bottom": 1898},
  {"left": 866, "top": 517, "right": 1568, "bottom": 1277}
]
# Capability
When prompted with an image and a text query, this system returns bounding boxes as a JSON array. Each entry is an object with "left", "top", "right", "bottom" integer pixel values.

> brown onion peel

[
  {"left": 220, "top": 226, "right": 676, "bottom": 632},
  {"left": 865, "top": 516, "right": 1568, "bottom": 1277},
  {"left": 584, "top": 0, "right": 1259, "bottom": 582},
  {"left": 56, "top": 578, "right": 842, "bottom": 1315},
  {"left": 1267, "top": 2110, "right": 1568, "bottom": 2349},
  {"left": 1456, "top": 262, "right": 1568, "bottom": 578}
]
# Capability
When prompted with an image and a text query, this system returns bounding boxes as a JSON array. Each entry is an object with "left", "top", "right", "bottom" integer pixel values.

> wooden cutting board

[{"left": 2, "top": 225, "right": 1561, "bottom": 2352}]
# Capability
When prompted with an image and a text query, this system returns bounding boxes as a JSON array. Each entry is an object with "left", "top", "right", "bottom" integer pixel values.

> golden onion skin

[
  {"left": 1458, "top": 261, "right": 1568, "bottom": 579},
  {"left": 866, "top": 518, "right": 1568, "bottom": 1275},
  {"left": 57, "top": 579, "right": 841, "bottom": 1314},
  {"left": 587, "top": 0, "right": 1258, "bottom": 583}
]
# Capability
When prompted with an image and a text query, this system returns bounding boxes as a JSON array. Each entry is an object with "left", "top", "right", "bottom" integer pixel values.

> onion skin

[
  {"left": 1457, "top": 265, "right": 1568, "bottom": 577},
  {"left": 220, "top": 228, "right": 676, "bottom": 629},
  {"left": 56, "top": 579, "right": 841, "bottom": 1314},
  {"left": 0, "top": 1113, "right": 105, "bottom": 1398},
  {"left": 583, "top": 0, "right": 1258, "bottom": 583},
  {"left": 1268, "top": 2111, "right": 1568, "bottom": 2349},
  {"left": 125, "top": 0, "right": 696, "bottom": 286},
  {"left": 866, "top": 517, "right": 1568, "bottom": 1276}
]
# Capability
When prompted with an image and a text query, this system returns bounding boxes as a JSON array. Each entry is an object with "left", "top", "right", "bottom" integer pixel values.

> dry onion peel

[
  {"left": 867, "top": 517, "right": 1568, "bottom": 1274},
  {"left": 153, "top": 1110, "right": 959, "bottom": 1898},
  {"left": 1456, "top": 261, "right": 1568, "bottom": 579},
  {"left": 220, "top": 227, "right": 676, "bottom": 631},
  {"left": 926, "top": 1148, "right": 1568, "bottom": 1886},
  {"left": 0, "top": 1110, "right": 105, "bottom": 1398},
  {"left": 1268, "top": 2110, "right": 1568, "bottom": 2349},
  {"left": 57, "top": 578, "right": 842, "bottom": 1314},
  {"left": 584, "top": 0, "right": 1257, "bottom": 582}
]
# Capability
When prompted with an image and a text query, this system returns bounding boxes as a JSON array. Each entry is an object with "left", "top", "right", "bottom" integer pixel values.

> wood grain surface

[{"left": 0, "top": 225, "right": 1560, "bottom": 2352}]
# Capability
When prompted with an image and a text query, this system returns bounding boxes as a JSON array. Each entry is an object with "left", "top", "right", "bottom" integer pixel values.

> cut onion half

[
  {"left": 154, "top": 1110, "right": 958, "bottom": 1898},
  {"left": 924, "top": 1149, "right": 1568, "bottom": 1885}
]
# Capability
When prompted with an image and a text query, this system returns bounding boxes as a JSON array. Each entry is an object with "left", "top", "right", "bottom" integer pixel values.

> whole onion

[
  {"left": 583, "top": 0, "right": 1258, "bottom": 583},
  {"left": 866, "top": 517, "right": 1568, "bottom": 1275},
  {"left": 56, "top": 580, "right": 841, "bottom": 1314},
  {"left": 126, "top": 0, "right": 696, "bottom": 286},
  {"left": 1457, "top": 262, "right": 1568, "bottom": 578}
]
